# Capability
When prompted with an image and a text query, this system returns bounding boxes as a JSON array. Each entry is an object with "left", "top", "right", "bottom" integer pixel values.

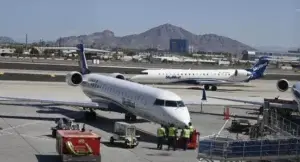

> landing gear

[
  {"left": 204, "top": 85, "right": 217, "bottom": 91},
  {"left": 204, "top": 85, "right": 210, "bottom": 90},
  {"left": 125, "top": 113, "right": 137, "bottom": 122},
  {"left": 84, "top": 108, "right": 97, "bottom": 121},
  {"left": 211, "top": 85, "right": 217, "bottom": 91}
]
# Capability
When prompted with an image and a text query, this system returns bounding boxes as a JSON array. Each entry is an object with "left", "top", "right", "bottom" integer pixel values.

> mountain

[
  {"left": 56, "top": 23, "right": 255, "bottom": 53},
  {"left": 0, "top": 36, "right": 15, "bottom": 44}
]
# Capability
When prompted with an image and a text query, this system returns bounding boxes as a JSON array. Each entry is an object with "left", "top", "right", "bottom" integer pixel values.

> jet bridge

[{"left": 197, "top": 99, "right": 300, "bottom": 162}]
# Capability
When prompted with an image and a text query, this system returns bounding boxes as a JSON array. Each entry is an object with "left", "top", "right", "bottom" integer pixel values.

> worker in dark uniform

[
  {"left": 167, "top": 124, "right": 177, "bottom": 151},
  {"left": 157, "top": 125, "right": 166, "bottom": 150},
  {"left": 181, "top": 125, "right": 191, "bottom": 151},
  {"left": 81, "top": 124, "right": 86, "bottom": 132}
]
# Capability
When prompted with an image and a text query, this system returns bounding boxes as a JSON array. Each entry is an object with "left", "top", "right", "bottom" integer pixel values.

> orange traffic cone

[{"left": 223, "top": 107, "right": 230, "bottom": 120}]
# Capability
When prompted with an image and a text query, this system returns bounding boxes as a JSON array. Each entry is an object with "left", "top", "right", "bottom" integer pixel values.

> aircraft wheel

[
  {"left": 52, "top": 130, "right": 57, "bottom": 138},
  {"left": 84, "top": 111, "right": 96, "bottom": 121},
  {"left": 84, "top": 112, "right": 91, "bottom": 121},
  {"left": 204, "top": 85, "right": 210, "bottom": 90},
  {"left": 131, "top": 115, "right": 137, "bottom": 121},
  {"left": 110, "top": 136, "right": 114, "bottom": 144},
  {"left": 125, "top": 114, "right": 131, "bottom": 121},
  {"left": 211, "top": 85, "right": 217, "bottom": 91},
  {"left": 90, "top": 111, "right": 97, "bottom": 121}
]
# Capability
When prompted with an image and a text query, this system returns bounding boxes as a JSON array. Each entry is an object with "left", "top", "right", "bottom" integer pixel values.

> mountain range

[
  {"left": 1, "top": 24, "right": 256, "bottom": 53},
  {"left": 56, "top": 24, "right": 255, "bottom": 53}
]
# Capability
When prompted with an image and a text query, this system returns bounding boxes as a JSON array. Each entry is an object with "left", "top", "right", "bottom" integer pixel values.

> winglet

[{"left": 201, "top": 88, "right": 207, "bottom": 101}]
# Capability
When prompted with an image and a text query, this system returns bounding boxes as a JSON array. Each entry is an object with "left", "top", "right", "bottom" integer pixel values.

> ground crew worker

[
  {"left": 157, "top": 125, "right": 166, "bottom": 150},
  {"left": 167, "top": 124, "right": 177, "bottom": 151},
  {"left": 81, "top": 124, "right": 86, "bottom": 132},
  {"left": 57, "top": 118, "right": 64, "bottom": 128},
  {"left": 188, "top": 122, "right": 195, "bottom": 141},
  {"left": 188, "top": 122, "right": 195, "bottom": 133},
  {"left": 181, "top": 125, "right": 190, "bottom": 150}
]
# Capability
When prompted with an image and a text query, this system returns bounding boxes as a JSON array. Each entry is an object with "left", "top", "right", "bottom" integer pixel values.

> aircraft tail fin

[
  {"left": 76, "top": 44, "right": 90, "bottom": 75},
  {"left": 246, "top": 56, "right": 270, "bottom": 80}
]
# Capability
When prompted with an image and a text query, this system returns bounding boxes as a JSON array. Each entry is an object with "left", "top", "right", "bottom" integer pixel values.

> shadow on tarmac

[{"left": 0, "top": 102, "right": 158, "bottom": 146}]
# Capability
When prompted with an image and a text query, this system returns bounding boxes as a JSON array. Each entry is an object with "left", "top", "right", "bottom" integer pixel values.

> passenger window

[
  {"left": 165, "top": 101, "right": 178, "bottom": 107},
  {"left": 154, "top": 99, "right": 164, "bottom": 106}
]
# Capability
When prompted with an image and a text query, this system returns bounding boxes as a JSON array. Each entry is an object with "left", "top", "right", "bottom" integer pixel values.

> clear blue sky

[{"left": 0, "top": 0, "right": 299, "bottom": 48}]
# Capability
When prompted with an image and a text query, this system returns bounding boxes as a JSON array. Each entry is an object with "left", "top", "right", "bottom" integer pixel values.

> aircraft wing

[{"left": 0, "top": 96, "right": 108, "bottom": 109}]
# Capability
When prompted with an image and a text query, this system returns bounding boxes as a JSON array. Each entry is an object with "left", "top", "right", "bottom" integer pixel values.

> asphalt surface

[{"left": 0, "top": 80, "right": 290, "bottom": 162}]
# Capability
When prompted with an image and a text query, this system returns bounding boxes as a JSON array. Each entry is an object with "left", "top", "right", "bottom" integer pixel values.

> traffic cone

[{"left": 223, "top": 107, "right": 230, "bottom": 120}]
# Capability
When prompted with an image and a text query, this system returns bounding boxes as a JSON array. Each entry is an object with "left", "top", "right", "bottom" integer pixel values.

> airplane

[
  {"left": 129, "top": 56, "right": 270, "bottom": 91},
  {"left": 0, "top": 44, "right": 194, "bottom": 128},
  {"left": 200, "top": 78, "right": 300, "bottom": 115}
]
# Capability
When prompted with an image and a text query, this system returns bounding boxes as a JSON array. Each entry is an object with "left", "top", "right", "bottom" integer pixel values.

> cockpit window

[
  {"left": 154, "top": 99, "right": 164, "bottom": 106},
  {"left": 165, "top": 100, "right": 178, "bottom": 107},
  {"left": 177, "top": 101, "right": 185, "bottom": 107},
  {"left": 154, "top": 99, "right": 185, "bottom": 107}
]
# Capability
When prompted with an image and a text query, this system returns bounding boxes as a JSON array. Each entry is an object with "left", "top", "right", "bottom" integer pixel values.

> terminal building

[
  {"left": 169, "top": 39, "right": 188, "bottom": 54},
  {"left": 241, "top": 50, "right": 300, "bottom": 63}
]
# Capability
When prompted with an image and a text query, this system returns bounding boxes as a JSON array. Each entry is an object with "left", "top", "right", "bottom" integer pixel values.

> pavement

[{"left": 0, "top": 80, "right": 294, "bottom": 162}]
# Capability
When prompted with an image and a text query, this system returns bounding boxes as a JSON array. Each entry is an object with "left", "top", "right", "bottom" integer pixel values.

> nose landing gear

[
  {"left": 204, "top": 85, "right": 217, "bottom": 91},
  {"left": 125, "top": 113, "right": 137, "bottom": 122},
  {"left": 84, "top": 108, "right": 97, "bottom": 121}
]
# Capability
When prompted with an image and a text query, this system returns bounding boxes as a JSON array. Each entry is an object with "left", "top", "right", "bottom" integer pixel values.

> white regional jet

[
  {"left": 0, "top": 44, "right": 194, "bottom": 128},
  {"left": 130, "top": 56, "right": 270, "bottom": 91}
]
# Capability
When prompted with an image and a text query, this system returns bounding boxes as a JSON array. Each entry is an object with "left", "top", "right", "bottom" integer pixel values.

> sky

[{"left": 0, "top": 0, "right": 299, "bottom": 49}]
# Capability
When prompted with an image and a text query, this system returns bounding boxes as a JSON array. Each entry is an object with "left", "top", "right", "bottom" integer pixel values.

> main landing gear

[
  {"left": 84, "top": 108, "right": 97, "bottom": 121},
  {"left": 204, "top": 85, "right": 217, "bottom": 91},
  {"left": 125, "top": 113, "right": 137, "bottom": 122}
]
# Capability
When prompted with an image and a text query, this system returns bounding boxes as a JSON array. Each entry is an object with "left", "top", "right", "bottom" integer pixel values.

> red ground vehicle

[
  {"left": 56, "top": 130, "right": 101, "bottom": 162},
  {"left": 176, "top": 130, "right": 200, "bottom": 149}
]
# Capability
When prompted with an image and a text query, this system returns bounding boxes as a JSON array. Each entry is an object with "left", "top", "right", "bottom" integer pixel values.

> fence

[{"left": 198, "top": 137, "right": 300, "bottom": 160}]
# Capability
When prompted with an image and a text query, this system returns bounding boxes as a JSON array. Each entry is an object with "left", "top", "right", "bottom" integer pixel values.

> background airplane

[
  {"left": 129, "top": 56, "right": 270, "bottom": 91},
  {"left": 0, "top": 44, "right": 202, "bottom": 128},
  {"left": 201, "top": 78, "right": 300, "bottom": 115}
]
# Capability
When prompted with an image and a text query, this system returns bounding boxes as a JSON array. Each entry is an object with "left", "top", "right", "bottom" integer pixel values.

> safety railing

[
  {"left": 268, "top": 110, "right": 300, "bottom": 137},
  {"left": 198, "top": 137, "right": 300, "bottom": 160}
]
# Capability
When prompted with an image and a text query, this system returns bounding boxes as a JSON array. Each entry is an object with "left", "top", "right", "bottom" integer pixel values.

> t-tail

[
  {"left": 245, "top": 56, "right": 270, "bottom": 81},
  {"left": 76, "top": 44, "right": 90, "bottom": 75}
]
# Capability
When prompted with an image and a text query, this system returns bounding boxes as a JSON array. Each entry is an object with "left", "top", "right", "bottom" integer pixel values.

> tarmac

[{"left": 0, "top": 80, "right": 294, "bottom": 162}]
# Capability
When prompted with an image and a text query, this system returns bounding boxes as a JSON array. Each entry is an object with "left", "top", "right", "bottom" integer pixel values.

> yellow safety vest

[
  {"left": 157, "top": 127, "right": 165, "bottom": 137},
  {"left": 189, "top": 126, "right": 194, "bottom": 133},
  {"left": 168, "top": 127, "right": 176, "bottom": 137},
  {"left": 183, "top": 129, "right": 190, "bottom": 138}
]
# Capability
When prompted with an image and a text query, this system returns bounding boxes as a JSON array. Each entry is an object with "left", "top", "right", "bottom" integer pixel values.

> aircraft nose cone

[{"left": 172, "top": 107, "right": 191, "bottom": 127}]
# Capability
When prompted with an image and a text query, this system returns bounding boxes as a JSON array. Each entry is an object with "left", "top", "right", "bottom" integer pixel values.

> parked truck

[{"left": 56, "top": 130, "right": 101, "bottom": 162}]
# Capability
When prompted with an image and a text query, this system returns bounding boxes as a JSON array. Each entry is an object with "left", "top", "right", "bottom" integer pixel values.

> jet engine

[
  {"left": 277, "top": 79, "right": 289, "bottom": 92},
  {"left": 110, "top": 73, "right": 125, "bottom": 80},
  {"left": 66, "top": 71, "right": 83, "bottom": 86}
]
